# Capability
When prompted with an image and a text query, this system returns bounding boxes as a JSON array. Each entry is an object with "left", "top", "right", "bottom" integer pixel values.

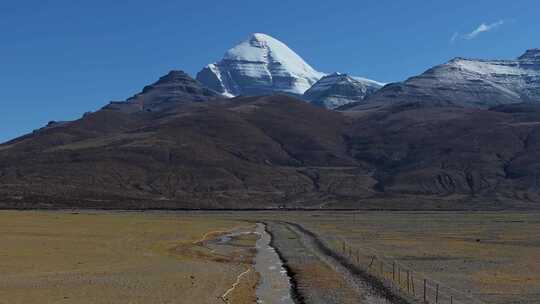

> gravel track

[{"left": 267, "top": 221, "right": 413, "bottom": 304}]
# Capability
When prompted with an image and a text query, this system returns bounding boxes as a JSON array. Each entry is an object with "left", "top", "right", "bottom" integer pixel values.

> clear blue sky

[{"left": 1, "top": 0, "right": 538, "bottom": 143}]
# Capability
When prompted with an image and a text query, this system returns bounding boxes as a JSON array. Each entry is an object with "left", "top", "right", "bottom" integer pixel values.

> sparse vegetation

[
  {"left": 1, "top": 211, "right": 538, "bottom": 304},
  {"left": 284, "top": 211, "right": 540, "bottom": 304},
  {"left": 0, "top": 211, "right": 255, "bottom": 304}
]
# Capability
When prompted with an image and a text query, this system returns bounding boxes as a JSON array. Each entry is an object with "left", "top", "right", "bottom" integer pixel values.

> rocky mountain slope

[
  {"left": 2, "top": 70, "right": 540, "bottom": 209},
  {"left": 103, "top": 70, "right": 218, "bottom": 113},
  {"left": 4, "top": 47, "right": 540, "bottom": 209},
  {"left": 0, "top": 93, "right": 373, "bottom": 209},
  {"left": 343, "top": 101, "right": 540, "bottom": 208},
  {"left": 352, "top": 49, "right": 540, "bottom": 109},
  {"left": 303, "top": 73, "right": 384, "bottom": 109}
]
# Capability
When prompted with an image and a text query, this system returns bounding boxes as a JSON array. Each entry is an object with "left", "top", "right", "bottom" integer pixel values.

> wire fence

[{"left": 321, "top": 235, "right": 487, "bottom": 304}]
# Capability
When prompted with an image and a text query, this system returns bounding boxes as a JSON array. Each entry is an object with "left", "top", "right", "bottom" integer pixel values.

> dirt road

[{"left": 266, "top": 221, "right": 411, "bottom": 304}]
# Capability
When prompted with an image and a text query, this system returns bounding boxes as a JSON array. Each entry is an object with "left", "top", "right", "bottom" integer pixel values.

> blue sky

[{"left": 1, "top": 0, "right": 538, "bottom": 143}]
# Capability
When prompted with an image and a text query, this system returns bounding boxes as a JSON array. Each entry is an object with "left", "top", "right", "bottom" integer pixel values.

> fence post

[
  {"left": 392, "top": 262, "right": 396, "bottom": 282},
  {"left": 450, "top": 296, "right": 453, "bottom": 304},
  {"left": 423, "top": 279, "right": 427, "bottom": 304},
  {"left": 356, "top": 249, "right": 359, "bottom": 265},
  {"left": 407, "top": 270, "right": 410, "bottom": 293},
  {"left": 411, "top": 272, "right": 415, "bottom": 296},
  {"left": 436, "top": 284, "right": 439, "bottom": 304},
  {"left": 368, "top": 256, "right": 375, "bottom": 273}
]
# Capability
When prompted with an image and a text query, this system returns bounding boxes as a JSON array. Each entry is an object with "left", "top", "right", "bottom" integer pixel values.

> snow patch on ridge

[{"left": 304, "top": 72, "right": 383, "bottom": 109}]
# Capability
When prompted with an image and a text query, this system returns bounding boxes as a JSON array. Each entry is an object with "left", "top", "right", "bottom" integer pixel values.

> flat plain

[
  {"left": 282, "top": 211, "right": 540, "bottom": 304},
  {"left": 0, "top": 211, "right": 257, "bottom": 304},
  {"left": 0, "top": 211, "right": 539, "bottom": 304}
]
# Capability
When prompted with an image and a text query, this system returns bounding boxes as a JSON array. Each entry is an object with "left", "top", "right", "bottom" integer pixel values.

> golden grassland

[
  {"left": 1, "top": 210, "right": 539, "bottom": 304},
  {"left": 0, "top": 211, "right": 256, "bottom": 304},
  {"left": 282, "top": 211, "right": 540, "bottom": 304}
]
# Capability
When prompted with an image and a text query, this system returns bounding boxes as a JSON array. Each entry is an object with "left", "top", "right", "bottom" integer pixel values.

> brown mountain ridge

[{"left": 2, "top": 72, "right": 540, "bottom": 210}]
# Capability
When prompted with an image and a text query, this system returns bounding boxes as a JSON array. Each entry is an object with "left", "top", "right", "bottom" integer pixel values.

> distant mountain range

[
  {"left": 102, "top": 34, "right": 540, "bottom": 111},
  {"left": 195, "top": 34, "right": 540, "bottom": 109},
  {"left": 196, "top": 33, "right": 382, "bottom": 108},
  {"left": 355, "top": 48, "right": 540, "bottom": 109},
  {"left": 1, "top": 34, "right": 540, "bottom": 210}
]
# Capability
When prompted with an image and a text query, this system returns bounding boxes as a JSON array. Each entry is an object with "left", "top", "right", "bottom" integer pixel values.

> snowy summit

[{"left": 197, "top": 33, "right": 325, "bottom": 97}]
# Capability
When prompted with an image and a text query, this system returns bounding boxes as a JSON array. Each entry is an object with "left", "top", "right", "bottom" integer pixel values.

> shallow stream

[{"left": 253, "top": 223, "right": 295, "bottom": 304}]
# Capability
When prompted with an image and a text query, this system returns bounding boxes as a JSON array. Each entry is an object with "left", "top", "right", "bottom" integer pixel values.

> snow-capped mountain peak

[
  {"left": 222, "top": 33, "right": 323, "bottom": 79},
  {"left": 197, "top": 33, "right": 324, "bottom": 96},
  {"left": 519, "top": 48, "right": 540, "bottom": 61},
  {"left": 303, "top": 72, "right": 384, "bottom": 109},
  {"left": 359, "top": 49, "right": 540, "bottom": 108}
]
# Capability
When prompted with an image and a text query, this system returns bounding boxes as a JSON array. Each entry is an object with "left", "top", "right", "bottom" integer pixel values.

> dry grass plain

[
  {"left": 0, "top": 211, "right": 257, "bottom": 304},
  {"left": 281, "top": 212, "right": 540, "bottom": 304},
  {"left": 1, "top": 211, "right": 539, "bottom": 304}
]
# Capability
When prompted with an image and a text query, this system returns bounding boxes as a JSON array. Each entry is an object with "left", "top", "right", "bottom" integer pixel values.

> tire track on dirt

[{"left": 267, "top": 221, "right": 415, "bottom": 304}]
